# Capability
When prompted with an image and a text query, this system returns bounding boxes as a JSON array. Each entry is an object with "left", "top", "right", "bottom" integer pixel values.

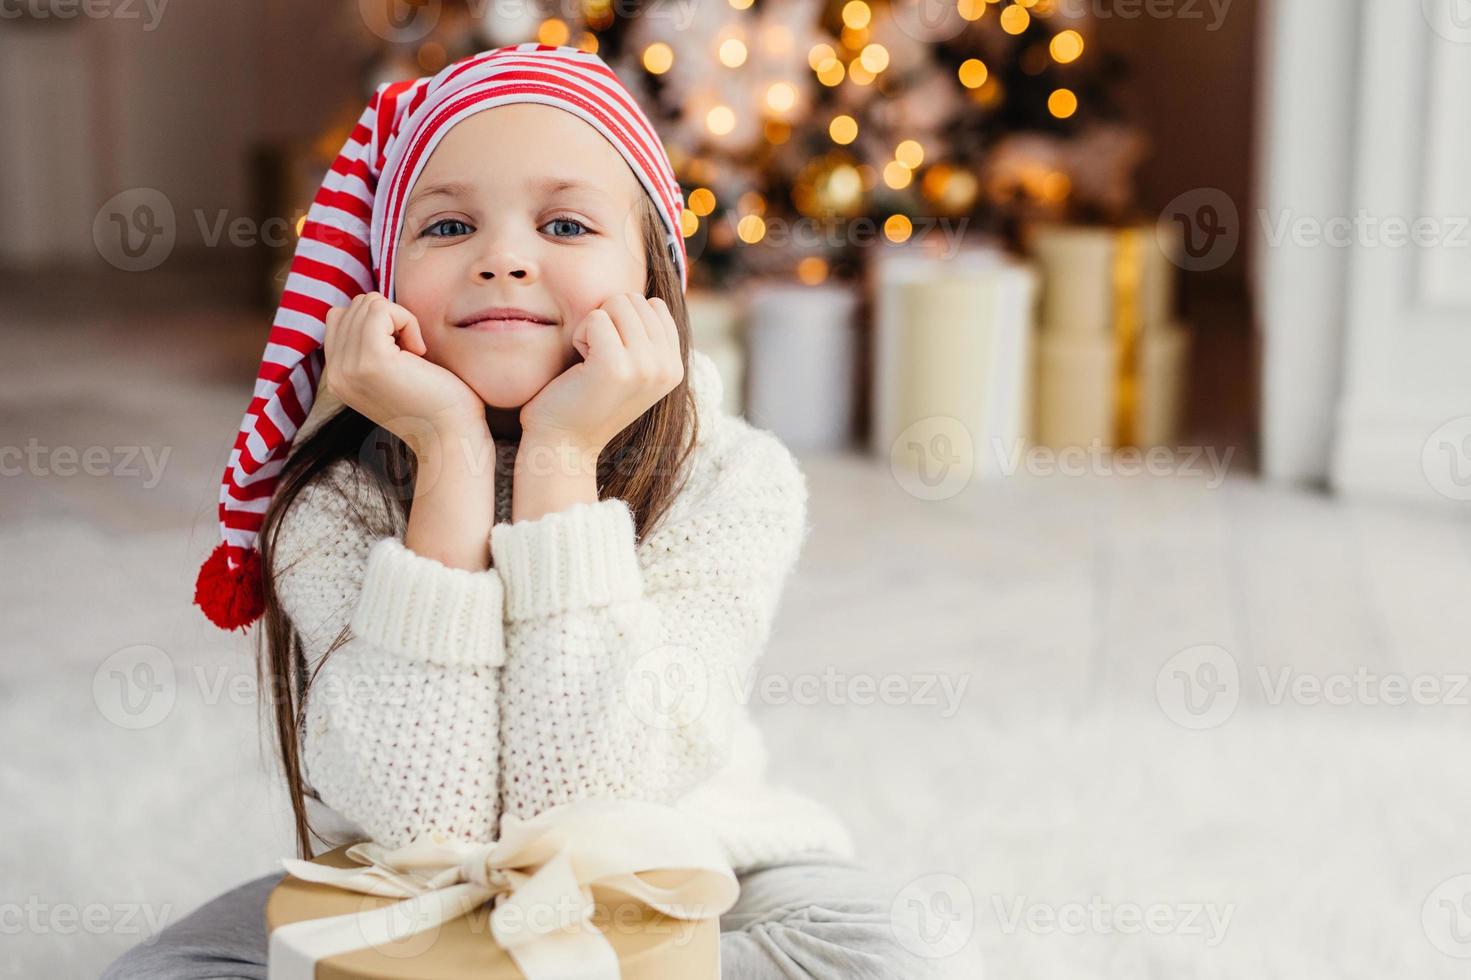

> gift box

[
  {"left": 1027, "top": 222, "right": 1191, "bottom": 449},
  {"left": 869, "top": 239, "right": 1037, "bottom": 480},
  {"left": 264, "top": 799, "right": 738, "bottom": 980}
]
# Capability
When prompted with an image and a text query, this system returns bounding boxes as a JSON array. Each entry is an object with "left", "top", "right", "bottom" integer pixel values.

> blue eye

[
  {"left": 544, "top": 216, "right": 589, "bottom": 238},
  {"left": 422, "top": 218, "right": 471, "bottom": 238}
]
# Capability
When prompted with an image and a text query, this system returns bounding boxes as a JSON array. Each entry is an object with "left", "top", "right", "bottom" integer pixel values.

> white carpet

[{"left": 5, "top": 308, "right": 1471, "bottom": 978}]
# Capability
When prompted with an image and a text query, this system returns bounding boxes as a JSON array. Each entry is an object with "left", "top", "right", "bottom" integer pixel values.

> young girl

[{"left": 103, "top": 43, "right": 962, "bottom": 980}]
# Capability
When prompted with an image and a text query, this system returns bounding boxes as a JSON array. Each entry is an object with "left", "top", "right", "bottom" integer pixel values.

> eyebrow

[
  {"left": 407, "top": 176, "right": 605, "bottom": 212},
  {"left": 406, "top": 180, "right": 474, "bottom": 211}
]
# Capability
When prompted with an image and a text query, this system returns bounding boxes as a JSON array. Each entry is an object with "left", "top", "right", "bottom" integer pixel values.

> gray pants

[{"left": 99, "top": 851, "right": 975, "bottom": 979}]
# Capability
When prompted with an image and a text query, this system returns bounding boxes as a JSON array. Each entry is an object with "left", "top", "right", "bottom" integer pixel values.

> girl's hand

[
  {"left": 322, "top": 292, "right": 488, "bottom": 455},
  {"left": 519, "top": 293, "right": 683, "bottom": 453}
]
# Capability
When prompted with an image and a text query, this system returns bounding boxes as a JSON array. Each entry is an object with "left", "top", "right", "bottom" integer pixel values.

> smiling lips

[{"left": 455, "top": 306, "right": 558, "bottom": 331}]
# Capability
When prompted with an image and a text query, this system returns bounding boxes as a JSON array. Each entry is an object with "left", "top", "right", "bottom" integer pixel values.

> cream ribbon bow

[{"left": 267, "top": 797, "right": 740, "bottom": 980}]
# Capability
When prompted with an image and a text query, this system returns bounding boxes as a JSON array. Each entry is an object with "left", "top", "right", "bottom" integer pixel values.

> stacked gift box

[{"left": 1027, "top": 222, "right": 1191, "bottom": 450}]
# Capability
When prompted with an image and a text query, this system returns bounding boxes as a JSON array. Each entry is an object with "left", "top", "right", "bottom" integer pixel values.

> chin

[{"left": 466, "top": 371, "right": 558, "bottom": 410}]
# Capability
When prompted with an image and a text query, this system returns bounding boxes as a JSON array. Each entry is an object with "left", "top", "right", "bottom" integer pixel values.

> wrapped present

[
  {"left": 1030, "top": 221, "right": 1181, "bottom": 337},
  {"left": 874, "top": 246, "right": 1037, "bottom": 481},
  {"left": 1035, "top": 325, "right": 1190, "bottom": 450},
  {"left": 743, "top": 280, "right": 858, "bottom": 451},
  {"left": 1028, "top": 222, "right": 1190, "bottom": 449},
  {"left": 265, "top": 798, "right": 738, "bottom": 980}
]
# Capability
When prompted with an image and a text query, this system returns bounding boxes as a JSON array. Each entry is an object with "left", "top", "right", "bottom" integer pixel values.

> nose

[{"left": 475, "top": 243, "right": 534, "bottom": 282}]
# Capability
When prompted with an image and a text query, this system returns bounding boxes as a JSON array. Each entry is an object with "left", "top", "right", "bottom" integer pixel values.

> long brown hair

[{"left": 255, "top": 191, "right": 698, "bottom": 857}]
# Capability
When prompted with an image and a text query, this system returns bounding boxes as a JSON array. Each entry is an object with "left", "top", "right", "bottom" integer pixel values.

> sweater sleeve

[
  {"left": 489, "top": 429, "right": 808, "bottom": 820},
  {"left": 271, "top": 461, "right": 508, "bottom": 847}
]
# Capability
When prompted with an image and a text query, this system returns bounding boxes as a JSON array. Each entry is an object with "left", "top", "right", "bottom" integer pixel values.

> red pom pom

[{"left": 194, "top": 542, "right": 264, "bottom": 632}]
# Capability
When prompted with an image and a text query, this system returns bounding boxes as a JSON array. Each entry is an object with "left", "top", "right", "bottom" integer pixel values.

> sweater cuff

[
  {"left": 490, "top": 498, "right": 644, "bottom": 622},
  {"left": 350, "top": 537, "right": 505, "bottom": 667}
]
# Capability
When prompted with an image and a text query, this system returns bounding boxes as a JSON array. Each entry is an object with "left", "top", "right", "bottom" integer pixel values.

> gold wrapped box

[{"left": 263, "top": 799, "right": 737, "bottom": 980}]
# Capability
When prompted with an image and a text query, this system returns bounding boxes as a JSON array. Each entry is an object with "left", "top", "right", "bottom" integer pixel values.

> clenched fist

[{"left": 322, "top": 292, "right": 488, "bottom": 455}]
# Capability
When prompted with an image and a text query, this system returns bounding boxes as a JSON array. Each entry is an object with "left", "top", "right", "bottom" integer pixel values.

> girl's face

[{"left": 393, "top": 103, "right": 649, "bottom": 414}]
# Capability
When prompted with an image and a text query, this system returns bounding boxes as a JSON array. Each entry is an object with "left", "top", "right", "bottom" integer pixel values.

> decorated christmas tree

[{"left": 313, "top": 0, "right": 1145, "bottom": 290}]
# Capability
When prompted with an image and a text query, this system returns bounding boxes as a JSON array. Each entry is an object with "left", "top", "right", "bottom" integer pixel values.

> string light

[
  {"left": 688, "top": 187, "right": 717, "bottom": 216},
  {"left": 829, "top": 114, "right": 858, "bottom": 144},
  {"left": 737, "top": 214, "right": 766, "bottom": 243},
  {"left": 1048, "top": 88, "right": 1078, "bottom": 118},
  {"left": 1051, "top": 29, "right": 1084, "bottom": 63},
  {"left": 999, "top": 5, "right": 1030, "bottom": 33},
  {"left": 883, "top": 161, "right": 912, "bottom": 189},
  {"left": 706, "top": 105, "right": 736, "bottom": 135},
  {"left": 808, "top": 43, "right": 838, "bottom": 71},
  {"left": 537, "top": 18, "right": 570, "bottom": 45},
  {"left": 766, "top": 82, "right": 797, "bottom": 113},
  {"left": 642, "top": 43, "right": 673, "bottom": 74},
  {"left": 842, "top": 0, "right": 871, "bottom": 29},
  {"left": 859, "top": 43, "right": 889, "bottom": 73},
  {"left": 718, "top": 37, "right": 748, "bottom": 67},
  {"left": 680, "top": 210, "right": 700, "bottom": 237},
  {"left": 958, "top": 58, "right": 989, "bottom": 88},
  {"left": 896, "top": 140, "right": 925, "bottom": 169},
  {"left": 796, "top": 256, "right": 828, "bottom": 284},
  {"left": 884, "top": 214, "right": 913, "bottom": 243}
]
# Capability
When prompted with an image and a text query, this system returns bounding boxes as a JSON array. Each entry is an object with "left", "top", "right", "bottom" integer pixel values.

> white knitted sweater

[{"left": 270, "top": 348, "right": 856, "bottom": 873}]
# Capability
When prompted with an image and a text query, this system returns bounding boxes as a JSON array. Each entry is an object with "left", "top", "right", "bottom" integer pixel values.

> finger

[
  {"left": 627, "top": 293, "right": 663, "bottom": 345},
  {"left": 342, "top": 292, "right": 375, "bottom": 364},
  {"left": 602, "top": 293, "right": 649, "bottom": 351},
  {"left": 387, "top": 302, "right": 428, "bottom": 356},
  {"left": 584, "top": 309, "right": 631, "bottom": 375},
  {"left": 645, "top": 295, "right": 679, "bottom": 354},
  {"left": 640, "top": 296, "right": 681, "bottom": 382}
]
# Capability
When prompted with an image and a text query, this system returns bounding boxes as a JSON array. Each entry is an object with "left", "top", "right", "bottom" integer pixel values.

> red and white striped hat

[{"left": 194, "top": 42, "right": 687, "bottom": 632}]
